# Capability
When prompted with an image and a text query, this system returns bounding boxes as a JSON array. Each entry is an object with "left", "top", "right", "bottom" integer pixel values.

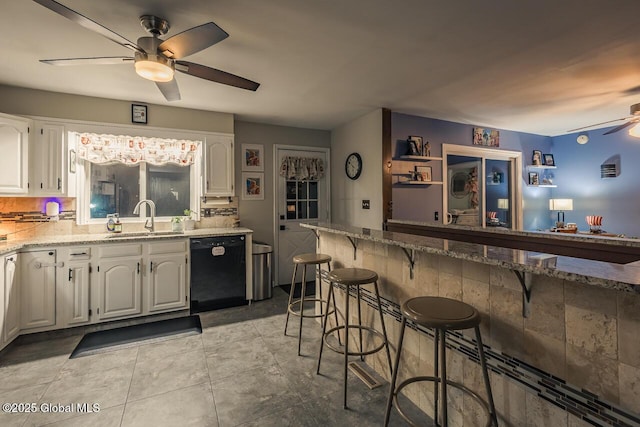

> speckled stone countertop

[
  {"left": 388, "top": 219, "right": 640, "bottom": 248},
  {"left": 302, "top": 222, "right": 640, "bottom": 294},
  {"left": 0, "top": 227, "right": 253, "bottom": 256}
]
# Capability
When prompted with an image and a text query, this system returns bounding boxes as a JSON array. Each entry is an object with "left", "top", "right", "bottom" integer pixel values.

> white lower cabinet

[
  {"left": 4, "top": 253, "right": 20, "bottom": 343},
  {"left": 148, "top": 253, "right": 187, "bottom": 312},
  {"left": 63, "top": 260, "right": 91, "bottom": 326},
  {"left": 20, "top": 250, "right": 57, "bottom": 330},
  {"left": 97, "top": 257, "right": 143, "bottom": 321}
]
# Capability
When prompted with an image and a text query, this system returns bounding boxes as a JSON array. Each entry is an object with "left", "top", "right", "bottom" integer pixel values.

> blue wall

[
  {"left": 392, "top": 113, "right": 552, "bottom": 229},
  {"left": 550, "top": 127, "right": 640, "bottom": 236}
]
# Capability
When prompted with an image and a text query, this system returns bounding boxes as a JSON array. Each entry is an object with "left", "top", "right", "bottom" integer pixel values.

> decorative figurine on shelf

[
  {"left": 532, "top": 150, "right": 542, "bottom": 166},
  {"left": 423, "top": 141, "right": 431, "bottom": 157}
]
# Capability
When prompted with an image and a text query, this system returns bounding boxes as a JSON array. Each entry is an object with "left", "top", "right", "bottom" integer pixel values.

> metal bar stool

[
  {"left": 316, "top": 267, "right": 393, "bottom": 409},
  {"left": 384, "top": 296, "right": 498, "bottom": 427},
  {"left": 284, "top": 253, "right": 339, "bottom": 356}
]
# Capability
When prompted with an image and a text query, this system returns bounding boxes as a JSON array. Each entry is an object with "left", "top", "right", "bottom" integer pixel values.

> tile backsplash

[{"left": 0, "top": 196, "right": 239, "bottom": 240}]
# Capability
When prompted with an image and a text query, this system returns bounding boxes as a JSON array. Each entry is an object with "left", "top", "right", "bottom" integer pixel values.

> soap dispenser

[
  {"left": 114, "top": 214, "right": 122, "bottom": 233},
  {"left": 106, "top": 214, "right": 116, "bottom": 232}
]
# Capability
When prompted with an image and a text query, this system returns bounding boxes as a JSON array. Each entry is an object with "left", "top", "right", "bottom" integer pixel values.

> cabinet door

[
  {"left": 31, "top": 123, "right": 65, "bottom": 195},
  {"left": 64, "top": 261, "right": 91, "bottom": 326},
  {"left": 204, "top": 136, "right": 234, "bottom": 196},
  {"left": 148, "top": 253, "right": 187, "bottom": 312},
  {"left": 0, "top": 114, "right": 29, "bottom": 194},
  {"left": 4, "top": 254, "right": 20, "bottom": 342},
  {"left": 97, "top": 258, "right": 142, "bottom": 320},
  {"left": 20, "top": 251, "right": 57, "bottom": 330}
]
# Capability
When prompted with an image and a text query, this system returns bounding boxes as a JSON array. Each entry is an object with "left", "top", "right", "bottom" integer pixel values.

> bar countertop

[{"left": 302, "top": 222, "right": 640, "bottom": 294}]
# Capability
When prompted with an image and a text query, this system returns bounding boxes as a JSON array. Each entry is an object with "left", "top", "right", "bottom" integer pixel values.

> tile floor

[{"left": 0, "top": 287, "right": 426, "bottom": 427}]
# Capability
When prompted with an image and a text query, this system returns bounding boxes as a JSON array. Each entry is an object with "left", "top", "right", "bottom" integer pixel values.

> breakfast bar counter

[{"left": 303, "top": 222, "right": 640, "bottom": 426}]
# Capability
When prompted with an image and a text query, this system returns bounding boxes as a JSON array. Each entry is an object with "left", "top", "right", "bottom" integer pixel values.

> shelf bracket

[
  {"left": 346, "top": 236, "right": 358, "bottom": 260},
  {"left": 311, "top": 229, "right": 320, "bottom": 248},
  {"left": 401, "top": 248, "right": 416, "bottom": 279},
  {"left": 513, "top": 270, "right": 533, "bottom": 318}
]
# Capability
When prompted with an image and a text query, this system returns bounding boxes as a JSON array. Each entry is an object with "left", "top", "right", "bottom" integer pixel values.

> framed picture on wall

[
  {"left": 242, "top": 172, "right": 264, "bottom": 200},
  {"left": 532, "top": 150, "right": 542, "bottom": 166},
  {"left": 528, "top": 172, "right": 539, "bottom": 186},
  {"left": 415, "top": 165, "right": 432, "bottom": 182},
  {"left": 543, "top": 153, "right": 555, "bottom": 166},
  {"left": 242, "top": 144, "right": 264, "bottom": 171},
  {"left": 407, "top": 136, "right": 423, "bottom": 156}
]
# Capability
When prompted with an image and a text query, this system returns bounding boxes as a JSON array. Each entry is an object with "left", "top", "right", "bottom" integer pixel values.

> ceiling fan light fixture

[
  {"left": 628, "top": 123, "right": 640, "bottom": 138},
  {"left": 135, "top": 59, "right": 174, "bottom": 82}
]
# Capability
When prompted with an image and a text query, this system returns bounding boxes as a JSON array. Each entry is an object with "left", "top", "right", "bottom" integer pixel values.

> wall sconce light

[{"left": 549, "top": 198, "right": 573, "bottom": 228}]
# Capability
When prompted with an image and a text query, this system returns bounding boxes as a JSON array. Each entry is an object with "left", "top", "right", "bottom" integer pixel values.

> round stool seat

[
  {"left": 293, "top": 253, "right": 332, "bottom": 265},
  {"left": 328, "top": 268, "right": 378, "bottom": 285},
  {"left": 402, "top": 296, "right": 480, "bottom": 331}
]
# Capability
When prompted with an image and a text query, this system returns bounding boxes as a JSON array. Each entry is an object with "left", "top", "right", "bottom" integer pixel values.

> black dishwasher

[{"left": 190, "top": 236, "right": 246, "bottom": 313}]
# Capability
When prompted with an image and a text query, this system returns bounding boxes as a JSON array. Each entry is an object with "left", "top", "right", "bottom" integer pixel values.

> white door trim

[{"left": 273, "top": 145, "right": 331, "bottom": 287}]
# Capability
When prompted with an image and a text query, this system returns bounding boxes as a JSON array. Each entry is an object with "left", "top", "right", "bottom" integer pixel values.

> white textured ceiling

[{"left": 2, "top": 0, "right": 640, "bottom": 135}]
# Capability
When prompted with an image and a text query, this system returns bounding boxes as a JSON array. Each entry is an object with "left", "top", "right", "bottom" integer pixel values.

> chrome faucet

[{"left": 133, "top": 199, "right": 156, "bottom": 232}]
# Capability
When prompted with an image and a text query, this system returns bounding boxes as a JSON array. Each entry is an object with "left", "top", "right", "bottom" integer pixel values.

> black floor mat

[{"left": 70, "top": 315, "right": 202, "bottom": 359}]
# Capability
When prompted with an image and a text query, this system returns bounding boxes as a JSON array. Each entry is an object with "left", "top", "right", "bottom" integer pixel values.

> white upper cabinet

[
  {"left": 204, "top": 135, "right": 234, "bottom": 196},
  {"left": 30, "top": 122, "right": 66, "bottom": 196},
  {"left": 0, "top": 113, "right": 29, "bottom": 194}
]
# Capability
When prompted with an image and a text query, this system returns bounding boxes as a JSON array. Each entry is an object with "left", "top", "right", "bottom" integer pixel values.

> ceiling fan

[
  {"left": 568, "top": 102, "right": 640, "bottom": 136},
  {"left": 33, "top": 0, "right": 260, "bottom": 102}
]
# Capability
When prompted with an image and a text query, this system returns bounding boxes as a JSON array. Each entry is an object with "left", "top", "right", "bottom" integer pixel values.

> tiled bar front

[{"left": 311, "top": 227, "right": 640, "bottom": 427}]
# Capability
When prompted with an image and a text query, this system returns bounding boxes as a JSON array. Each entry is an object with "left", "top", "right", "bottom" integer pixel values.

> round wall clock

[{"left": 345, "top": 152, "right": 363, "bottom": 180}]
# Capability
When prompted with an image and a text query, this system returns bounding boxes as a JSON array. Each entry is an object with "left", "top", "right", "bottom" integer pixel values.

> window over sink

[{"left": 74, "top": 132, "right": 202, "bottom": 224}]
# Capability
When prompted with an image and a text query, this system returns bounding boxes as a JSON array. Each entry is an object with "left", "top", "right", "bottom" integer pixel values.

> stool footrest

[
  {"left": 287, "top": 298, "right": 334, "bottom": 319},
  {"left": 324, "top": 325, "right": 388, "bottom": 357},
  {"left": 392, "top": 376, "right": 492, "bottom": 427}
]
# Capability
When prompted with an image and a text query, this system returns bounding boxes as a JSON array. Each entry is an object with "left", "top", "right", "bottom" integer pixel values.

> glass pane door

[{"left": 485, "top": 159, "right": 511, "bottom": 228}]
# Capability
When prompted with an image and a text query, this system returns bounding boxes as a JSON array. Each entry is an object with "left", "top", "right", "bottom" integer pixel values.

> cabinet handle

[
  {"left": 70, "top": 252, "right": 88, "bottom": 256},
  {"left": 137, "top": 262, "right": 140, "bottom": 274},
  {"left": 57, "top": 178, "right": 61, "bottom": 190},
  {"left": 150, "top": 261, "right": 153, "bottom": 272},
  {"left": 68, "top": 268, "right": 73, "bottom": 282}
]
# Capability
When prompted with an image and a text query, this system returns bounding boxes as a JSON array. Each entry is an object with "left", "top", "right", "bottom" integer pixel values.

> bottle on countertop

[
  {"left": 114, "top": 215, "right": 122, "bottom": 233},
  {"left": 106, "top": 213, "right": 122, "bottom": 233}
]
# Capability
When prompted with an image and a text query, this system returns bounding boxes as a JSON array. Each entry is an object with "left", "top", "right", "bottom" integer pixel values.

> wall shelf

[
  {"left": 396, "top": 155, "right": 443, "bottom": 162},
  {"left": 398, "top": 180, "right": 443, "bottom": 185},
  {"left": 527, "top": 165, "right": 556, "bottom": 170},
  {"left": 528, "top": 184, "right": 557, "bottom": 188}
]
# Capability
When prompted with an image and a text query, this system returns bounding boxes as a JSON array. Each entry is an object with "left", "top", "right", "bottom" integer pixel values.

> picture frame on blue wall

[
  {"left": 532, "top": 150, "right": 542, "bottom": 166},
  {"left": 528, "top": 172, "right": 539, "bottom": 186},
  {"left": 407, "top": 136, "right": 422, "bottom": 156},
  {"left": 543, "top": 153, "right": 555, "bottom": 166}
]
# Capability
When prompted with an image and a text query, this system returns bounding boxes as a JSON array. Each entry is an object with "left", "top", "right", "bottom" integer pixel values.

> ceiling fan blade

[
  {"left": 176, "top": 61, "right": 259, "bottom": 91},
  {"left": 158, "top": 22, "right": 228, "bottom": 59},
  {"left": 33, "top": 0, "right": 143, "bottom": 53},
  {"left": 567, "top": 116, "right": 631, "bottom": 133},
  {"left": 40, "top": 56, "right": 134, "bottom": 66},
  {"left": 156, "top": 79, "right": 181, "bottom": 101},
  {"left": 603, "top": 120, "right": 638, "bottom": 135}
]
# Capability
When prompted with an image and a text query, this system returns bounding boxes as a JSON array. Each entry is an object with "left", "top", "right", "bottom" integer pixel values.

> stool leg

[
  {"left": 284, "top": 263, "right": 298, "bottom": 336},
  {"left": 356, "top": 285, "right": 364, "bottom": 361},
  {"left": 316, "top": 282, "right": 334, "bottom": 374},
  {"left": 384, "top": 316, "right": 406, "bottom": 427},
  {"left": 327, "top": 263, "right": 342, "bottom": 345},
  {"left": 343, "top": 284, "right": 350, "bottom": 409},
  {"left": 434, "top": 328, "right": 440, "bottom": 425},
  {"left": 297, "top": 264, "right": 307, "bottom": 356},
  {"left": 440, "top": 329, "right": 448, "bottom": 427},
  {"left": 373, "top": 281, "right": 393, "bottom": 377},
  {"left": 475, "top": 326, "right": 498, "bottom": 426}
]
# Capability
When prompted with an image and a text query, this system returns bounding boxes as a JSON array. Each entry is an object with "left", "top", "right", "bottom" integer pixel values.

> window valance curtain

[
  {"left": 77, "top": 133, "right": 200, "bottom": 166},
  {"left": 279, "top": 156, "right": 325, "bottom": 181}
]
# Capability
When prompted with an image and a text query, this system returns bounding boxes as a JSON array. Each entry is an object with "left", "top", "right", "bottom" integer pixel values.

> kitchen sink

[{"left": 104, "top": 231, "right": 184, "bottom": 239}]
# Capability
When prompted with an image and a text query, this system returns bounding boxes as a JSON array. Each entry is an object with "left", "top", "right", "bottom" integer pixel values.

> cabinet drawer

[
  {"left": 99, "top": 244, "right": 143, "bottom": 258},
  {"left": 68, "top": 247, "right": 91, "bottom": 260},
  {"left": 147, "top": 239, "right": 188, "bottom": 255}
]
